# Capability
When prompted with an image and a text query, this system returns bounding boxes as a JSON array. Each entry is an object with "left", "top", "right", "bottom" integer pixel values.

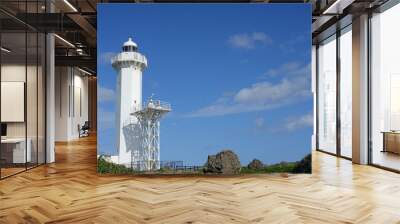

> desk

[
  {"left": 382, "top": 131, "right": 400, "bottom": 154},
  {"left": 1, "top": 138, "right": 31, "bottom": 163}
]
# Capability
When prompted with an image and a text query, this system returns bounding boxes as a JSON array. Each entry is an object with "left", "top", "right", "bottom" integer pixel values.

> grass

[
  {"left": 240, "top": 162, "right": 297, "bottom": 174},
  {"left": 97, "top": 156, "right": 204, "bottom": 175},
  {"left": 97, "top": 156, "right": 136, "bottom": 174},
  {"left": 98, "top": 153, "right": 311, "bottom": 175},
  {"left": 240, "top": 153, "right": 312, "bottom": 174}
]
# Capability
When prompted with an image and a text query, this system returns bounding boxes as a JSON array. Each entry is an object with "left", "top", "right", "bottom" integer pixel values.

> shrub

[
  {"left": 97, "top": 156, "right": 134, "bottom": 174},
  {"left": 292, "top": 153, "right": 312, "bottom": 174}
]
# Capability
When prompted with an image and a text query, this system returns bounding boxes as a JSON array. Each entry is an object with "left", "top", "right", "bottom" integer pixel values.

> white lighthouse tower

[
  {"left": 111, "top": 38, "right": 147, "bottom": 165},
  {"left": 111, "top": 37, "right": 171, "bottom": 171}
]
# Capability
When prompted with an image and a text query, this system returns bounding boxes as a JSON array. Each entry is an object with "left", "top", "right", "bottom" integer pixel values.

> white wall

[
  {"left": 55, "top": 66, "right": 68, "bottom": 141},
  {"left": 1, "top": 65, "right": 39, "bottom": 138},
  {"left": 1, "top": 63, "right": 46, "bottom": 164},
  {"left": 1, "top": 65, "right": 26, "bottom": 132},
  {"left": 72, "top": 72, "right": 89, "bottom": 138},
  {"left": 1, "top": 82, "right": 25, "bottom": 122},
  {"left": 55, "top": 67, "right": 89, "bottom": 141}
]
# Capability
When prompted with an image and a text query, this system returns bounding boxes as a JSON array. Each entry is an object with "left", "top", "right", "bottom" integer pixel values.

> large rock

[
  {"left": 292, "top": 153, "right": 311, "bottom": 173},
  {"left": 204, "top": 150, "right": 241, "bottom": 175},
  {"left": 247, "top": 159, "right": 264, "bottom": 170}
]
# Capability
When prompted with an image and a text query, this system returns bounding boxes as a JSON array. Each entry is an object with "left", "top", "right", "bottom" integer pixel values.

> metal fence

[
  {"left": 160, "top": 161, "right": 184, "bottom": 169},
  {"left": 120, "top": 160, "right": 203, "bottom": 173}
]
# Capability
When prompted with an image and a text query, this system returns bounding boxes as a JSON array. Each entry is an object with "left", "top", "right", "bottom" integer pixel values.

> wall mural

[{"left": 97, "top": 4, "right": 312, "bottom": 175}]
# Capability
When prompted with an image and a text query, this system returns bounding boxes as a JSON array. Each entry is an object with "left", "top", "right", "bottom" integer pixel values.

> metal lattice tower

[{"left": 130, "top": 98, "right": 171, "bottom": 171}]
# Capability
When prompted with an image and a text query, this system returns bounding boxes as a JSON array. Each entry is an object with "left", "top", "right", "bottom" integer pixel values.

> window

[
  {"left": 370, "top": 3, "right": 400, "bottom": 171},
  {"left": 0, "top": 1, "right": 46, "bottom": 179},
  {"left": 339, "top": 26, "right": 352, "bottom": 158},
  {"left": 317, "top": 34, "right": 337, "bottom": 154}
]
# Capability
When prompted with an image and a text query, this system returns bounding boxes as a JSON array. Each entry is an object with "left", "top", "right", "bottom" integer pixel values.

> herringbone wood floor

[{"left": 1, "top": 135, "right": 400, "bottom": 223}]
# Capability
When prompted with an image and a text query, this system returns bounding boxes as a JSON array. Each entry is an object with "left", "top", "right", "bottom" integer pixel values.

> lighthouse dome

[{"left": 122, "top": 37, "right": 138, "bottom": 52}]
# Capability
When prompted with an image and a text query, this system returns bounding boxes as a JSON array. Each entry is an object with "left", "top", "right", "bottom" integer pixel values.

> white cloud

[
  {"left": 99, "top": 52, "right": 117, "bottom": 64},
  {"left": 252, "top": 32, "right": 271, "bottom": 43},
  {"left": 254, "top": 117, "right": 265, "bottom": 128},
  {"left": 284, "top": 112, "right": 313, "bottom": 131},
  {"left": 187, "top": 62, "right": 311, "bottom": 118},
  {"left": 188, "top": 77, "right": 309, "bottom": 117},
  {"left": 228, "top": 32, "right": 272, "bottom": 49},
  {"left": 98, "top": 86, "right": 115, "bottom": 102},
  {"left": 264, "top": 62, "right": 310, "bottom": 78},
  {"left": 234, "top": 77, "right": 308, "bottom": 104}
]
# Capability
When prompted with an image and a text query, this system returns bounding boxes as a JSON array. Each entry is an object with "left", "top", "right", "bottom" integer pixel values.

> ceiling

[
  {"left": 0, "top": 0, "right": 97, "bottom": 74},
  {"left": 311, "top": 0, "right": 391, "bottom": 42},
  {"left": 1, "top": 0, "right": 317, "bottom": 75},
  {"left": 7, "top": 0, "right": 389, "bottom": 73}
]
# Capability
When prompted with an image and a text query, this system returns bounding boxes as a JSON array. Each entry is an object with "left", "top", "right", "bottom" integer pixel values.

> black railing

[
  {"left": 175, "top": 165, "right": 203, "bottom": 172},
  {"left": 160, "top": 160, "right": 183, "bottom": 169},
  {"left": 121, "top": 160, "right": 204, "bottom": 173}
]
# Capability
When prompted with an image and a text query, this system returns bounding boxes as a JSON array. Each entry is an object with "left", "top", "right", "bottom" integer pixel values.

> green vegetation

[
  {"left": 98, "top": 153, "right": 312, "bottom": 175},
  {"left": 240, "top": 162, "right": 297, "bottom": 174},
  {"left": 97, "top": 156, "right": 135, "bottom": 174},
  {"left": 97, "top": 156, "right": 204, "bottom": 175},
  {"left": 241, "top": 153, "right": 312, "bottom": 174},
  {"left": 292, "top": 153, "right": 311, "bottom": 174}
]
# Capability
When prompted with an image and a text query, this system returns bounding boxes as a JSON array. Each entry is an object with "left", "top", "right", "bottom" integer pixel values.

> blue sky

[{"left": 97, "top": 4, "right": 312, "bottom": 166}]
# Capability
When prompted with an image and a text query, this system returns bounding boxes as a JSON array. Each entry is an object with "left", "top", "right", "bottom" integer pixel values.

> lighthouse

[
  {"left": 111, "top": 37, "right": 171, "bottom": 170},
  {"left": 111, "top": 37, "right": 148, "bottom": 165}
]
